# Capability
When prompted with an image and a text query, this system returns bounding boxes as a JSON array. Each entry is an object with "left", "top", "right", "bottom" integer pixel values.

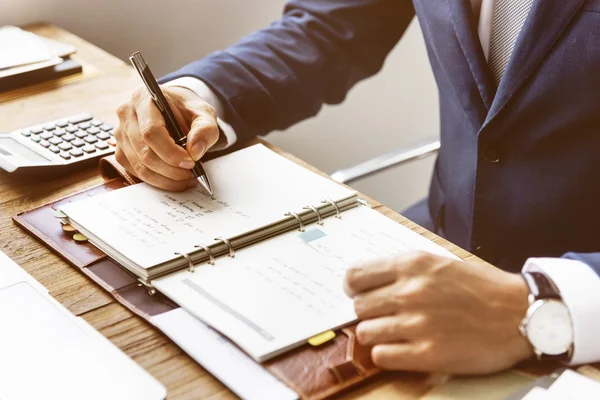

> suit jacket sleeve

[
  {"left": 160, "top": 0, "right": 415, "bottom": 142},
  {"left": 563, "top": 252, "right": 600, "bottom": 275}
]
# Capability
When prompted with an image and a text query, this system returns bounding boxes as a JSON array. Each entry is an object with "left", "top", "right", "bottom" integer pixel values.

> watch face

[{"left": 527, "top": 300, "right": 574, "bottom": 355}]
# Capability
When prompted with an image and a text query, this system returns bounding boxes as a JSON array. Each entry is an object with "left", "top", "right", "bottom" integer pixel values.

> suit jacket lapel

[
  {"left": 446, "top": 0, "right": 496, "bottom": 110},
  {"left": 483, "top": 0, "right": 585, "bottom": 127}
]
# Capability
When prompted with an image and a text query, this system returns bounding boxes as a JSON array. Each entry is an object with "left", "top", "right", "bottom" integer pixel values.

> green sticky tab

[{"left": 298, "top": 229, "right": 327, "bottom": 243}]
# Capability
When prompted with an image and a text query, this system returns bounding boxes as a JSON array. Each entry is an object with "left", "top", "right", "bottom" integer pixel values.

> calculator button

[
  {"left": 95, "top": 141, "right": 109, "bottom": 150},
  {"left": 97, "top": 132, "right": 111, "bottom": 141},
  {"left": 100, "top": 124, "right": 113, "bottom": 131},
  {"left": 68, "top": 114, "right": 93, "bottom": 125},
  {"left": 56, "top": 120, "right": 69, "bottom": 128},
  {"left": 43, "top": 124, "right": 56, "bottom": 131},
  {"left": 40, "top": 140, "right": 51, "bottom": 148},
  {"left": 70, "top": 148, "right": 84, "bottom": 157},
  {"left": 90, "top": 119, "right": 103, "bottom": 127},
  {"left": 66, "top": 126, "right": 78, "bottom": 133},
  {"left": 40, "top": 132, "right": 53, "bottom": 140},
  {"left": 60, "top": 152, "right": 72, "bottom": 160},
  {"left": 87, "top": 127, "right": 100, "bottom": 135},
  {"left": 63, "top": 134, "right": 76, "bottom": 142},
  {"left": 21, "top": 131, "right": 31, "bottom": 137},
  {"left": 78, "top": 122, "right": 91, "bottom": 130},
  {"left": 49, "top": 146, "right": 60, "bottom": 154},
  {"left": 58, "top": 143, "right": 72, "bottom": 151},
  {"left": 72, "top": 139, "right": 86, "bottom": 147},
  {"left": 49, "top": 137, "right": 62, "bottom": 145},
  {"left": 107, "top": 137, "right": 117, "bottom": 146},
  {"left": 30, "top": 135, "right": 41, "bottom": 143},
  {"left": 82, "top": 145, "right": 96, "bottom": 153},
  {"left": 30, "top": 127, "right": 43, "bottom": 134},
  {"left": 84, "top": 135, "right": 98, "bottom": 144},
  {"left": 75, "top": 130, "right": 88, "bottom": 138},
  {"left": 54, "top": 128, "right": 66, "bottom": 136}
]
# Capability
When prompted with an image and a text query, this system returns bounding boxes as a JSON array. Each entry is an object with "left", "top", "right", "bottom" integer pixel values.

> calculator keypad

[{"left": 18, "top": 114, "right": 115, "bottom": 164}]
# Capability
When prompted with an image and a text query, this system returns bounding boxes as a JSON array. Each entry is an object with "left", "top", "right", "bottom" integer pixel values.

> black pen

[{"left": 129, "top": 51, "right": 213, "bottom": 196}]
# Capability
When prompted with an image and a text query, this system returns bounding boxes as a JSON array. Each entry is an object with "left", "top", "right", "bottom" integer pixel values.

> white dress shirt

[{"left": 165, "top": 1, "right": 600, "bottom": 365}]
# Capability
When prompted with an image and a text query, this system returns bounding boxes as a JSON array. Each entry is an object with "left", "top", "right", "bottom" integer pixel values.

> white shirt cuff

[
  {"left": 523, "top": 257, "right": 600, "bottom": 365},
  {"left": 163, "top": 77, "right": 237, "bottom": 151}
]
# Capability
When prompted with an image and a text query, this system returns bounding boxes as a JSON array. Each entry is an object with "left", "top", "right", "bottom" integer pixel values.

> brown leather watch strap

[{"left": 522, "top": 271, "right": 561, "bottom": 301}]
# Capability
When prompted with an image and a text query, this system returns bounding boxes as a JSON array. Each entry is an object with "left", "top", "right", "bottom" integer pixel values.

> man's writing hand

[{"left": 114, "top": 85, "right": 220, "bottom": 191}]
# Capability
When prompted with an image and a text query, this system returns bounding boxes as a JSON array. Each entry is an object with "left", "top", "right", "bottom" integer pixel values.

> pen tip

[{"left": 199, "top": 176, "right": 213, "bottom": 197}]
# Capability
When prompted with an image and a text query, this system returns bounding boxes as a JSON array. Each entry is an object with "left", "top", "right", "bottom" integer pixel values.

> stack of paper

[
  {"left": 0, "top": 26, "right": 77, "bottom": 83},
  {"left": 0, "top": 26, "right": 56, "bottom": 70}
]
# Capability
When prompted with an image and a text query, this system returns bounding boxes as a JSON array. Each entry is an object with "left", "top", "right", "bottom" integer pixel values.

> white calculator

[{"left": 0, "top": 113, "right": 116, "bottom": 174}]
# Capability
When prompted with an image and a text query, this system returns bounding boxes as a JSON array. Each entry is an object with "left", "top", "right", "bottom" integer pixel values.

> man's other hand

[
  {"left": 344, "top": 252, "right": 534, "bottom": 375},
  {"left": 114, "top": 85, "right": 220, "bottom": 191}
]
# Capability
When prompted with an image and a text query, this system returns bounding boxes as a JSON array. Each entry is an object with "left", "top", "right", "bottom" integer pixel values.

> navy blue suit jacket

[{"left": 163, "top": 0, "right": 600, "bottom": 274}]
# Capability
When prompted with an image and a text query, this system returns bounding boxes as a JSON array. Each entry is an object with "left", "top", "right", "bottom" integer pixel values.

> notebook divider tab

[{"left": 140, "top": 194, "right": 360, "bottom": 294}]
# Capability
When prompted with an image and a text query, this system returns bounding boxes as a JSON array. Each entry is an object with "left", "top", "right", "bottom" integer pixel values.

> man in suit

[{"left": 114, "top": 0, "right": 600, "bottom": 373}]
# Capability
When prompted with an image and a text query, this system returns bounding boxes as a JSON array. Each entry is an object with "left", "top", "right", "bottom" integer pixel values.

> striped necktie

[{"left": 487, "top": 0, "right": 535, "bottom": 85}]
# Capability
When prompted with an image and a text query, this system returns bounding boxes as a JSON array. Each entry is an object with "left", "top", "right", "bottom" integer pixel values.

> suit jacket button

[{"left": 481, "top": 144, "right": 500, "bottom": 163}]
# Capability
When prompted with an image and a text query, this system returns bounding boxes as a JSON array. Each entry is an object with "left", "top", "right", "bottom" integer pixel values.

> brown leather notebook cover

[{"left": 13, "top": 156, "right": 380, "bottom": 400}]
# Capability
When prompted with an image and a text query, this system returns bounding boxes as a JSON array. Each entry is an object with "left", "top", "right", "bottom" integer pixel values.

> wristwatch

[{"left": 518, "top": 271, "right": 574, "bottom": 361}]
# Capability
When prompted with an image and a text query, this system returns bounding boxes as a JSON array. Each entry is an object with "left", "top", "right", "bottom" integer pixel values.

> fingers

[
  {"left": 186, "top": 107, "right": 220, "bottom": 161},
  {"left": 115, "top": 120, "right": 195, "bottom": 192},
  {"left": 344, "top": 259, "right": 398, "bottom": 298},
  {"left": 135, "top": 95, "right": 196, "bottom": 169},
  {"left": 371, "top": 342, "right": 431, "bottom": 371},
  {"left": 352, "top": 284, "right": 402, "bottom": 320},
  {"left": 356, "top": 314, "right": 426, "bottom": 345},
  {"left": 126, "top": 113, "right": 194, "bottom": 182}
]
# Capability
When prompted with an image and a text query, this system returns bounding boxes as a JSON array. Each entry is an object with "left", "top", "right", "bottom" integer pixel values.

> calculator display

[{"left": 0, "top": 137, "right": 51, "bottom": 163}]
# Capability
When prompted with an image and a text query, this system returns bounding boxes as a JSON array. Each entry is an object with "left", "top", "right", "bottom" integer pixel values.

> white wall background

[{"left": 1, "top": 0, "right": 439, "bottom": 212}]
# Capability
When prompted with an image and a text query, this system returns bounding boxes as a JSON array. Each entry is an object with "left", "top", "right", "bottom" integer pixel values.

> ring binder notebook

[{"left": 14, "top": 144, "right": 459, "bottom": 400}]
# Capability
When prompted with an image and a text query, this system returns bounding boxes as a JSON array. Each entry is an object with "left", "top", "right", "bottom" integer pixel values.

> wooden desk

[{"left": 0, "top": 24, "right": 495, "bottom": 400}]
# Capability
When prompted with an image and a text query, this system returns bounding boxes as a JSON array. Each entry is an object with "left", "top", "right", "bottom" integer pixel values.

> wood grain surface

[{"left": 0, "top": 24, "right": 545, "bottom": 400}]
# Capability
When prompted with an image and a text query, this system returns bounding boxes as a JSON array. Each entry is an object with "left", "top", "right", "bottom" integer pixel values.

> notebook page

[
  {"left": 60, "top": 144, "right": 355, "bottom": 270},
  {"left": 154, "top": 206, "right": 459, "bottom": 361}
]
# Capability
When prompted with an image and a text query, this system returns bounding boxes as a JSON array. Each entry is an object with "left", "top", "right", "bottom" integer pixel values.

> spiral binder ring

[
  {"left": 137, "top": 279, "right": 156, "bottom": 296},
  {"left": 215, "top": 237, "right": 235, "bottom": 258},
  {"left": 285, "top": 211, "right": 305, "bottom": 232},
  {"left": 357, "top": 198, "right": 372, "bottom": 208},
  {"left": 175, "top": 251, "right": 196, "bottom": 273},
  {"left": 303, "top": 206, "right": 324, "bottom": 225},
  {"left": 322, "top": 198, "right": 342, "bottom": 219},
  {"left": 194, "top": 244, "right": 216, "bottom": 265}
]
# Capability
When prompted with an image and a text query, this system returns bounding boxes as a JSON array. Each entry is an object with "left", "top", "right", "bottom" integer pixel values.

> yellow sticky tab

[{"left": 308, "top": 330, "right": 336, "bottom": 346}]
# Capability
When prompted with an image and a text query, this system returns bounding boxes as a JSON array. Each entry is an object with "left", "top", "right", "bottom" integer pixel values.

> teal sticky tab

[{"left": 298, "top": 229, "right": 327, "bottom": 243}]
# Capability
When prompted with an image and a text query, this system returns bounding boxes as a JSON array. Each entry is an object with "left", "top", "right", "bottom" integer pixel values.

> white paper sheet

[
  {"left": 151, "top": 308, "right": 297, "bottom": 400},
  {"left": 0, "top": 251, "right": 166, "bottom": 400},
  {"left": 546, "top": 370, "right": 600, "bottom": 399}
]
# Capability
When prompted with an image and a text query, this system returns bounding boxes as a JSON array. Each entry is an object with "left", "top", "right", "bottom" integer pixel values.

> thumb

[{"left": 186, "top": 113, "right": 220, "bottom": 161}]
